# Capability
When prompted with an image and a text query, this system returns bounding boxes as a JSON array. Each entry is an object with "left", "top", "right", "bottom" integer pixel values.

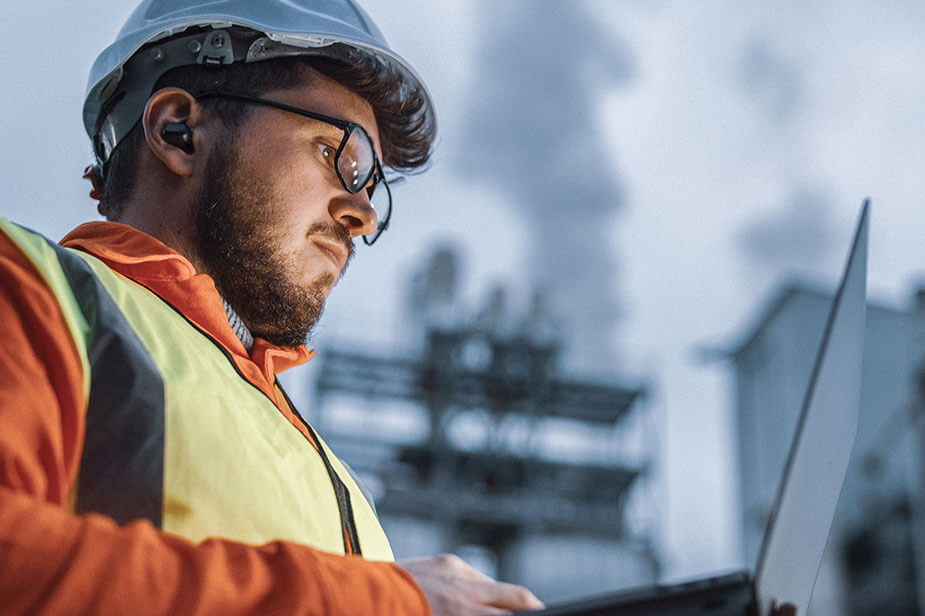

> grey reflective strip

[
  {"left": 48, "top": 242, "right": 166, "bottom": 528},
  {"left": 222, "top": 297, "right": 254, "bottom": 352}
]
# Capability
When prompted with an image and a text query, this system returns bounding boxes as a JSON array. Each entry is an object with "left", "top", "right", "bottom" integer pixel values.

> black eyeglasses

[{"left": 196, "top": 91, "right": 392, "bottom": 245}]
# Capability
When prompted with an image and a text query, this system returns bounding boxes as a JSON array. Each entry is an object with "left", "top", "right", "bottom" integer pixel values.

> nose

[{"left": 329, "top": 189, "right": 378, "bottom": 238}]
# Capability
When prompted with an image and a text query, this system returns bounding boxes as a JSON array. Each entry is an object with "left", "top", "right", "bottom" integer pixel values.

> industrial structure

[
  {"left": 311, "top": 247, "right": 659, "bottom": 603},
  {"left": 728, "top": 282, "right": 924, "bottom": 615}
]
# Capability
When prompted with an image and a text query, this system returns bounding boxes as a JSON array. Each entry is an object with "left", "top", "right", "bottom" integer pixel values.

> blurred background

[{"left": 2, "top": 1, "right": 925, "bottom": 613}]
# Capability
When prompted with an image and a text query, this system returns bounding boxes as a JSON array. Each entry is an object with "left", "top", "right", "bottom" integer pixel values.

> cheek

[
  {"left": 271, "top": 162, "right": 336, "bottom": 222},
  {"left": 275, "top": 199, "right": 324, "bottom": 249},
  {"left": 235, "top": 147, "right": 336, "bottom": 249},
  {"left": 256, "top": 174, "right": 322, "bottom": 231}
]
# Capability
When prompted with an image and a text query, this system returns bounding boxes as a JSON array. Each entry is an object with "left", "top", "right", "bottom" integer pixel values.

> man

[{"left": 0, "top": 0, "right": 543, "bottom": 614}]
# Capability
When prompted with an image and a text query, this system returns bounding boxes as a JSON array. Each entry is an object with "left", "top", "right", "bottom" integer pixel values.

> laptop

[{"left": 524, "top": 200, "right": 870, "bottom": 616}]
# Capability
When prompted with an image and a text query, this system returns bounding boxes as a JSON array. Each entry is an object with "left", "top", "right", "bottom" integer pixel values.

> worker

[{"left": 0, "top": 0, "right": 544, "bottom": 614}]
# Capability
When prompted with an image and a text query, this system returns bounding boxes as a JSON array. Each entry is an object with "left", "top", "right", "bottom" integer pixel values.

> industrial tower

[{"left": 312, "top": 247, "right": 659, "bottom": 602}]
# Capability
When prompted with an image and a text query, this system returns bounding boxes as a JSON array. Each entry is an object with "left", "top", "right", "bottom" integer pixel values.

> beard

[{"left": 192, "top": 146, "right": 353, "bottom": 348}]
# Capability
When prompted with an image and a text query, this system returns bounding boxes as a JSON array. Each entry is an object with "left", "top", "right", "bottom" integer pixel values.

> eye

[{"left": 317, "top": 142, "right": 338, "bottom": 167}]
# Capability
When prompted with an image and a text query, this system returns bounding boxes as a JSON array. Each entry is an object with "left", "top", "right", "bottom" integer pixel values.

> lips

[{"left": 313, "top": 239, "right": 348, "bottom": 271}]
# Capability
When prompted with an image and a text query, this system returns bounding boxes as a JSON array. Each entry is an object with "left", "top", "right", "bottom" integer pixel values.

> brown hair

[{"left": 99, "top": 46, "right": 435, "bottom": 219}]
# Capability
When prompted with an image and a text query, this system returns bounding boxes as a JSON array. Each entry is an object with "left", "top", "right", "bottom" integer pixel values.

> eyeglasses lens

[
  {"left": 364, "top": 176, "right": 392, "bottom": 245},
  {"left": 336, "top": 125, "right": 391, "bottom": 246},
  {"left": 338, "top": 128, "right": 376, "bottom": 194}
]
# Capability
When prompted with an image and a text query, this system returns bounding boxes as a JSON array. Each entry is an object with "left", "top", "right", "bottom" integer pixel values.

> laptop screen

[{"left": 754, "top": 201, "right": 869, "bottom": 614}]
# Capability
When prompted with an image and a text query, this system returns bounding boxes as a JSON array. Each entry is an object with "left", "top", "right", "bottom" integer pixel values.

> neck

[
  {"left": 117, "top": 193, "right": 206, "bottom": 274},
  {"left": 116, "top": 149, "right": 204, "bottom": 271}
]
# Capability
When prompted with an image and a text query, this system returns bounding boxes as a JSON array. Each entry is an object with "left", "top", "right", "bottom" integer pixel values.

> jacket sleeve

[{"left": 0, "top": 232, "right": 431, "bottom": 616}]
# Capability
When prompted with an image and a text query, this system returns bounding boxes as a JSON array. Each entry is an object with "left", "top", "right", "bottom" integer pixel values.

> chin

[
  {"left": 311, "top": 272, "right": 339, "bottom": 292},
  {"left": 253, "top": 326, "right": 312, "bottom": 349}
]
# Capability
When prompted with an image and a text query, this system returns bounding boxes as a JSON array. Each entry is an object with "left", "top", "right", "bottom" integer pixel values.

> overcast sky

[{"left": 2, "top": 0, "right": 924, "bottom": 581}]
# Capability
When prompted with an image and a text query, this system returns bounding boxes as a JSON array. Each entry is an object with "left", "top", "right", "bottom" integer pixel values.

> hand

[
  {"left": 399, "top": 554, "right": 545, "bottom": 616},
  {"left": 770, "top": 602, "right": 797, "bottom": 616}
]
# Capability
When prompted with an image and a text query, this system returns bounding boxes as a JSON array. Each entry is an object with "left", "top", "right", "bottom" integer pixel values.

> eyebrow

[
  {"left": 303, "top": 121, "right": 344, "bottom": 140},
  {"left": 197, "top": 91, "right": 383, "bottom": 161}
]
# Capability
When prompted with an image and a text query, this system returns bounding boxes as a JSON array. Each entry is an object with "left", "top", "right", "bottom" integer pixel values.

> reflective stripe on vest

[{"left": 1, "top": 220, "right": 393, "bottom": 561}]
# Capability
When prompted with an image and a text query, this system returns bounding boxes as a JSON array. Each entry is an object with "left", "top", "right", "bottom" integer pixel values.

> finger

[
  {"left": 473, "top": 607, "right": 515, "bottom": 616},
  {"left": 467, "top": 579, "right": 546, "bottom": 611},
  {"left": 455, "top": 563, "right": 496, "bottom": 583},
  {"left": 434, "top": 554, "right": 497, "bottom": 582}
]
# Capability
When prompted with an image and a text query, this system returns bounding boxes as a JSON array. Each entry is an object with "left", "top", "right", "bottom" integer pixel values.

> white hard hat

[{"left": 84, "top": 0, "right": 433, "bottom": 169}]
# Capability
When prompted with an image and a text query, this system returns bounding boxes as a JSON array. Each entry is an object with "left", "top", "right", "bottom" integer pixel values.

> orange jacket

[{"left": 0, "top": 221, "right": 430, "bottom": 615}]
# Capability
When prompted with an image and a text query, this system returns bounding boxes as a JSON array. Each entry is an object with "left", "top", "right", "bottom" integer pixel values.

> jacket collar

[{"left": 60, "top": 222, "right": 314, "bottom": 386}]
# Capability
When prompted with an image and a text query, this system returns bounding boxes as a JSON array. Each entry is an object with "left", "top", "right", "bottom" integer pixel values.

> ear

[{"left": 141, "top": 88, "right": 206, "bottom": 177}]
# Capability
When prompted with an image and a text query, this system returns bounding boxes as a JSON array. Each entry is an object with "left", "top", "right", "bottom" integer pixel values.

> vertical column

[{"left": 910, "top": 288, "right": 925, "bottom": 614}]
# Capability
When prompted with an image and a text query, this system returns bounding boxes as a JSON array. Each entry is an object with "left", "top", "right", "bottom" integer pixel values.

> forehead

[{"left": 260, "top": 72, "right": 382, "bottom": 158}]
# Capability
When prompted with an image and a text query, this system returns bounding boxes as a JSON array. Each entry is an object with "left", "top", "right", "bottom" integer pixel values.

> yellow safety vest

[{"left": 1, "top": 219, "right": 392, "bottom": 560}]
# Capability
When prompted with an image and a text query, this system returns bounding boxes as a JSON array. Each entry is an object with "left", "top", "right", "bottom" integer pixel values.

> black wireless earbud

[{"left": 161, "top": 122, "right": 194, "bottom": 154}]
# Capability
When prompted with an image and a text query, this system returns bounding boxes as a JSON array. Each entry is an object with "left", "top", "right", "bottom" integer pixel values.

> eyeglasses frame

[{"left": 195, "top": 91, "right": 392, "bottom": 245}]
